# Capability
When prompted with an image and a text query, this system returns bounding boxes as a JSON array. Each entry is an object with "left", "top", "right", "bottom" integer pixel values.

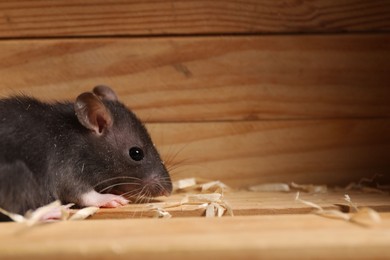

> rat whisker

[
  {"left": 120, "top": 187, "right": 145, "bottom": 199},
  {"left": 138, "top": 191, "right": 151, "bottom": 218},
  {"left": 154, "top": 182, "right": 163, "bottom": 191},
  {"left": 98, "top": 182, "right": 142, "bottom": 193},
  {"left": 158, "top": 178, "right": 174, "bottom": 187},
  {"left": 126, "top": 189, "right": 147, "bottom": 219},
  {"left": 93, "top": 176, "right": 142, "bottom": 189},
  {"left": 164, "top": 143, "right": 189, "bottom": 167},
  {"left": 165, "top": 159, "right": 193, "bottom": 178},
  {"left": 132, "top": 186, "right": 148, "bottom": 204},
  {"left": 166, "top": 157, "right": 192, "bottom": 169}
]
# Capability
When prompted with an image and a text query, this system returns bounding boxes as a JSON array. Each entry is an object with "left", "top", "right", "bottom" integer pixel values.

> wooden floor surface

[
  {"left": 1, "top": 213, "right": 390, "bottom": 259},
  {"left": 1, "top": 190, "right": 389, "bottom": 259}
]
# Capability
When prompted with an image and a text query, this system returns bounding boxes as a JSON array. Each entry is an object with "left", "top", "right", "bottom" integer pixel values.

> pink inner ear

[
  {"left": 96, "top": 114, "right": 108, "bottom": 134},
  {"left": 75, "top": 92, "right": 113, "bottom": 135},
  {"left": 87, "top": 101, "right": 113, "bottom": 135}
]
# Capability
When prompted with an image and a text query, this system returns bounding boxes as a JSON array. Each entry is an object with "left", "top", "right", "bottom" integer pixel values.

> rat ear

[
  {"left": 92, "top": 85, "right": 118, "bottom": 101},
  {"left": 74, "top": 92, "right": 113, "bottom": 135}
]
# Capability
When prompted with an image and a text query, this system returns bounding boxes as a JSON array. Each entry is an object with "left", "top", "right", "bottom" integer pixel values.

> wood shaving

[
  {"left": 248, "top": 182, "right": 326, "bottom": 193},
  {"left": 24, "top": 201, "right": 74, "bottom": 225},
  {"left": 68, "top": 206, "right": 99, "bottom": 221},
  {"left": 0, "top": 201, "right": 99, "bottom": 225},
  {"left": 149, "top": 193, "right": 233, "bottom": 218},
  {"left": 180, "top": 193, "right": 234, "bottom": 217},
  {"left": 0, "top": 207, "right": 28, "bottom": 223},
  {"left": 204, "top": 203, "right": 226, "bottom": 218},
  {"left": 181, "top": 193, "right": 222, "bottom": 204},
  {"left": 376, "top": 184, "right": 390, "bottom": 190},
  {"left": 349, "top": 207, "right": 382, "bottom": 226},
  {"left": 145, "top": 204, "right": 173, "bottom": 218},
  {"left": 172, "top": 178, "right": 230, "bottom": 193},
  {"left": 360, "top": 187, "right": 387, "bottom": 194},
  {"left": 173, "top": 178, "right": 197, "bottom": 191},
  {"left": 201, "top": 181, "right": 230, "bottom": 193},
  {"left": 343, "top": 174, "right": 388, "bottom": 194},
  {"left": 248, "top": 183, "right": 290, "bottom": 192},
  {"left": 290, "top": 182, "right": 327, "bottom": 193},
  {"left": 295, "top": 192, "right": 381, "bottom": 227},
  {"left": 141, "top": 179, "right": 233, "bottom": 218},
  {"left": 205, "top": 203, "right": 216, "bottom": 218},
  {"left": 344, "top": 182, "right": 386, "bottom": 194},
  {"left": 344, "top": 194, "right": 358, "bottom": 212},
  {"left": 145, "top": 178, "right": 233, "bottom": 218}
]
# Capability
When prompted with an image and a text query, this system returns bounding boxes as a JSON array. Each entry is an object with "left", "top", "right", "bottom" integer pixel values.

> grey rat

[{"left": 0, "top": 85, "right": 172, "bottom": 219}]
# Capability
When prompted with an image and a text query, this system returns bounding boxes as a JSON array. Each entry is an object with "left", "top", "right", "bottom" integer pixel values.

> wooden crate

[{"left": 0, "top": 0, "right": 390, "bottom": 258}]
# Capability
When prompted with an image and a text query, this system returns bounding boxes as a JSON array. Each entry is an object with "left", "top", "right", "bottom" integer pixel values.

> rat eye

[{"left": 129, "top": 147, "right": 144, "bottom": 161}]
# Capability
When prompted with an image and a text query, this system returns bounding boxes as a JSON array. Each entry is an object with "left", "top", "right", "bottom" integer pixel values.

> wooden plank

[
  {"left": 0, "top": 0, "right": 389, "bottom": 38},
  {"left": 147, "top": 119, "right": 390, "bottom": 188},
  {"left": 90, "top": 190, "right": 390, "bottom": 219},
  {"left": 1, "top": 214, "right": 390, "bottom": 259},
  {"left": 0, "top": 35, "right": 389, "bottom": 122}
]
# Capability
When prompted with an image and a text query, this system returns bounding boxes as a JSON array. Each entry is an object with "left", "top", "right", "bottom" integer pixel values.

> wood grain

[
  {"left": 147, "top": 119, "right": 390, "bottom": 188},
  {"left": 1, "top": 214, "right": 390, "bottom": 259},
  {"left": 0, "top": 35, "right": 389, "bottom": 122},
  {"left": 90, "top": 190, "right": 390, "bottom": 219},
  {"left": 0, "top": 0, "right": 389, "bottom": 38}
]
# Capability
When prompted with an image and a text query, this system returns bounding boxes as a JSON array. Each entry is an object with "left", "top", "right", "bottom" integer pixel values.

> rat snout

[{"left": 142, "top": 173, "right": 172, "bottom": 197}]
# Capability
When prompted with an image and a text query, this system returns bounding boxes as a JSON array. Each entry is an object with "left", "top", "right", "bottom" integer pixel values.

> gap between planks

[{"left": 0, "top": 0, "right": 389, "bottom": 37}]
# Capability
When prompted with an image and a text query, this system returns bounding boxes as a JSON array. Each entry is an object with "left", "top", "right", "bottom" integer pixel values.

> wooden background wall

[{"left": 0, "top": 0, "right": 389, "bottom": 188}]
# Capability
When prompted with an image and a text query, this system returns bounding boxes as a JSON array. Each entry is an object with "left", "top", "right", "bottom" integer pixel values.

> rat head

[{"left": 74, "top": 85, "right": 172, "bottom": 200}]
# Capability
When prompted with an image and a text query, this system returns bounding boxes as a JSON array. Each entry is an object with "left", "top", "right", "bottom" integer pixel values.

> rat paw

[
  {"left": 80, "top": 190, "right": 129, "bottom": 208},
  {"left": 99, "top": 195, "right": 129, "bottom": 208}
]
